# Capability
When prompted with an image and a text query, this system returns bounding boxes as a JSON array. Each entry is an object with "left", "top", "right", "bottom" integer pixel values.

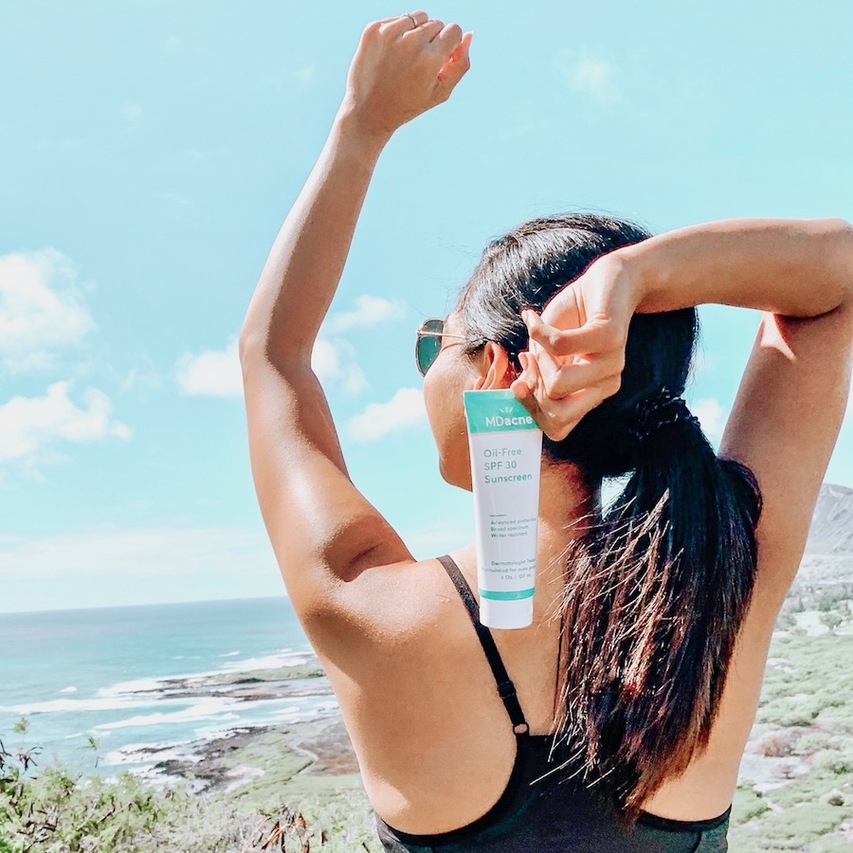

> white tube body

[{"left": 463, "top": 389, "right": 543, "bottom": 629}]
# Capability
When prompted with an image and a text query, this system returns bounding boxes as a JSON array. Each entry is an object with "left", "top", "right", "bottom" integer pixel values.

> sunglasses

[{"left": 415, "top": 318, "right": 469, "bottom": 376}]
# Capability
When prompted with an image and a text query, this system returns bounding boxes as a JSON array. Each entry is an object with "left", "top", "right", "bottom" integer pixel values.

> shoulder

[{"left": 302, "top": 555, "right": 468, "bottom": 673}]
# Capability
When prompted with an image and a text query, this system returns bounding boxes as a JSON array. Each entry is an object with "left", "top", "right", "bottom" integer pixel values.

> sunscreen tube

[{"left": 463, "top": 389, "right": 543, "bottom": 629}]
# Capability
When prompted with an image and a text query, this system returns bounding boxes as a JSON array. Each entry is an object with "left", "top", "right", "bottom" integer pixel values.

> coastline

[
  {"left": 104, "top": 657, "right": 367, "bottom": 808},
  {"left": 4, "top": 645, "right": 381, "bottom": 850},
  {"left": 136, "top": 715, "right": 364, "bottom": 804},
  {"left": 7, "top": 602, "right": 853, "bottom": 849}
]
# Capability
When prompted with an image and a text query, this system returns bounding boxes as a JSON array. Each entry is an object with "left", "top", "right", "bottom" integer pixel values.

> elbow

[
  {"left": 824, "top": 216, "right": 853, "bottom": 248},
  {"left": 835, "top": 219, "right": 853, "bottom": 296},
  {"left": 238, "top": 323, "right": 267, "bottom": 364},
  {"left": 804, "top": 218, "right": 853, "bottom": 316},
  {"left": 833, "top": 218, "right": 853, "bottom": 311},
  {"left": 238, "top": 284, "right": 274, "bottom": 361},
  {"left": 238, "top": 323, "right": 312, "bottom": 374}
]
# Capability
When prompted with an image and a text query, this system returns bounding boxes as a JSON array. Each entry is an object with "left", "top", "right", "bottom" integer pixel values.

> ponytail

[{"left": 551, "top": 390, "right": 762, "bottom": 818}]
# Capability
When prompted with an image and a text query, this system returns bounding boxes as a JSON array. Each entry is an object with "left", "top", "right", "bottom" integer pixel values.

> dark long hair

[{"left": 454, "top": 213, "right": 762, "bottom": 818}]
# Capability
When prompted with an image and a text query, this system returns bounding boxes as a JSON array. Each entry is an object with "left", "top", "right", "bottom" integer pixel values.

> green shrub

[
  {"left": 0, "top": 720, "right": 381, "bottom": 853},
  {"left": 732, "top": 784, "right": 770, "bottom": 824},
  {"left": 820, "top": 611, "right": 844, "bottom": 630}
]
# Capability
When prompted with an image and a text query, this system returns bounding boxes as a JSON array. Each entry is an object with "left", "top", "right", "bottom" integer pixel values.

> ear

[{"left": 472, "top": 342, "right": 518, "bottom": 390}]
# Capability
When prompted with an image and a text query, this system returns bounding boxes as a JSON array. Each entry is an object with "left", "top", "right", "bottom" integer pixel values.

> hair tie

[{"left": 629, "top": 388, "right": 700, "bottom": 444}]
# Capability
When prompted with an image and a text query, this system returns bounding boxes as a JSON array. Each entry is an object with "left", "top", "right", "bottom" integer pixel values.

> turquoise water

[{"left": 0, "top": 597, "right": 335, "bottom": 777}]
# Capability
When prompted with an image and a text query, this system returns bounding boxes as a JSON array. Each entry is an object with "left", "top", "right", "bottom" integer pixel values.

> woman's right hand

[
  {"left": 511, "top": 252, "right": 641, "bottom": 441},
  {"left": 338, "top": 12, "right": 472, "bottom": 143}
]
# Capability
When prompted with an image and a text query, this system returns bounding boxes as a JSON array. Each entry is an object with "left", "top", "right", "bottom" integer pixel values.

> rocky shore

[{"left": 112, "top": 658, "right": 366, "bottom": 808}]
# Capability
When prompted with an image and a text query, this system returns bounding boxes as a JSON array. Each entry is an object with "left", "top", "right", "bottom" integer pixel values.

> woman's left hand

[
  {"left": 511, "top": 253, "right": 639, "bottom": 441},
  {"left": 339, "top": 11, "right": 473, "bottom": 141}
]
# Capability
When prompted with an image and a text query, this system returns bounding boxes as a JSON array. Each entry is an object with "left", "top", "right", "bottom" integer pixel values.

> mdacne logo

[
  {"left": 485, "top": 414, "right": 535, "bottom": 428},
  {"left": 463, "top": 389, "right": 539, "bottom": 433}
]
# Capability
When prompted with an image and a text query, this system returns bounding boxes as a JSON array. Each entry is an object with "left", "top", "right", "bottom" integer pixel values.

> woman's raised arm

[
  {"left": 627, "top": 217, "right": 852, "bottom": 317},
  {"left": 238, "top": 15, "right": 472, "bottom": 623},
  {"left": 240, "top": 17, "right": 472, "bottom": 358}
]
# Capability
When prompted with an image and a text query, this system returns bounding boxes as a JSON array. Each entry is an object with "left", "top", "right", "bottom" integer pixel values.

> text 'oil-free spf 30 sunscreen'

[{"left": 463, "top": 389, "right": 543, "bottom": 629}]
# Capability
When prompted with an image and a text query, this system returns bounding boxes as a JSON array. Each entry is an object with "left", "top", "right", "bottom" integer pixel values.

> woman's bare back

[{"left": 313, "top": 541, "right": 779, "bottom": 834}]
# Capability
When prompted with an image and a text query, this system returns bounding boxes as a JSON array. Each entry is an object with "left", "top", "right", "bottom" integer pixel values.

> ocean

[{"left": 0, "top": 596, "right": 337, "bottom": 779}]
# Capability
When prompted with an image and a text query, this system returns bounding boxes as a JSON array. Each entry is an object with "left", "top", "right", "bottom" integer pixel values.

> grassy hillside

[{"left": 727, "top": 595, "right": 853, "bottom": 849}]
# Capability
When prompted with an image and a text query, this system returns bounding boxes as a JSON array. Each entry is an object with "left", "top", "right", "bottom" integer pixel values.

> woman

[{"left": 238, "top": 11, "right": 852, "bottom": 852}]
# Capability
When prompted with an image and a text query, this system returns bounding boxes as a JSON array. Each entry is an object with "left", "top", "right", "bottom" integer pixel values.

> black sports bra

[{"left": 373, "top": 554, "right": 731, "bottom": 852}]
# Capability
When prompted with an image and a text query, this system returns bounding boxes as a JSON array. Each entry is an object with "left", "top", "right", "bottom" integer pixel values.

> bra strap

[{"left": 436, "top": 554, "right": 530, "bottom": 736}]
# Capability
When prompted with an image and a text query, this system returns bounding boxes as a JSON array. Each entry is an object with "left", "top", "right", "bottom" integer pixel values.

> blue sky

[{"left": 1, "top": 1, "right": 851, "bottom": 613}]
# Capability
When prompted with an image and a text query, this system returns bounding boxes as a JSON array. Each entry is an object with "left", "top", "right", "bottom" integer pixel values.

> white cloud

[
  {"left": 344, "top": 387, "right": 427, "bottom": 443},
  {"left": 0, "top": 249, "right": 95, "bottom": 374},
  {"left": 120, "top": 100, "right": 144, "bottom": 129},
  {"left": 118, "top": 366, "right": 163, "bottom": 397},
  {"left": 177, "top": 335, "right": 368, "bottom": 397},
  {"left": 553, "top": 49, "right": 620, "bottom": 104},
  {"left": 325, "top": 294, "right": 405, "bottom": 334},
  {"left": 176, "top": 293, "right": 398, "bottom": 397},
  {"left": 311, "top": 338, "right": 368, "bottom": 395},
  {"left": 693, "top": 396, "right": 726, "bottom": 444},
  {"left": 176, "top": 337, "right": 242, "bottom": 397},
  {"left": 0, "top": 381, "right": 131, "bottom": 464}
]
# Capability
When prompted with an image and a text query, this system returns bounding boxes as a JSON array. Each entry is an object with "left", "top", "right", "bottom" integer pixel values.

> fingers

[
  {"left": 512, "top": 339, "right": 622, "bottom": 441},
  {"left": 435, "top": 28, "right": 471, "bottom": 94},
  {"left": 522, "top": 309, "right": 608, "bottom": 357},
  {"left": 378, "top": 10, "right": 430, "bottom": 34},
  {"left": 433, "top": 20, "right": 463, "bottom": 48},
  {"left": 513, "top": 353, "right": 609, "bottom": 442},
  {"left": 539, "top": 386, "right": 608, "bottom": 442},
  {"left": 361, "top": 11, "right": 471, "bottom": 119},
  {"left": 370, "top": 12, "right": 471, "bottom": 77},
  {"left": 449, "top": 30, "right": 473, "bottom": 63},
  {"left": 374, "top": 14, "right": 471, "bottom": 67},
  {"left": 528, "top": 387, "right": 610, "bottom": 443},
  {"left": 413, "top": 19, "right": 448, "bottom": 40},
  {"left": 534, "top": 353, "right": 605, "bottom": 400},
  {"left": 510, "top": 351, "right": 533, "bottom": 402}
]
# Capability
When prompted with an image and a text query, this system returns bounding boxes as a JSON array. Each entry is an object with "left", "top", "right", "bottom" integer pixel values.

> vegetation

[
  {"left": 4, "top": 593, "right": 852, "bottom": 851},
  {"left": 728, "top": 598, "right": 853, "bottom": 851},
  {"left": 0, "top": 717, "right": 381, "bottom": 853}
]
